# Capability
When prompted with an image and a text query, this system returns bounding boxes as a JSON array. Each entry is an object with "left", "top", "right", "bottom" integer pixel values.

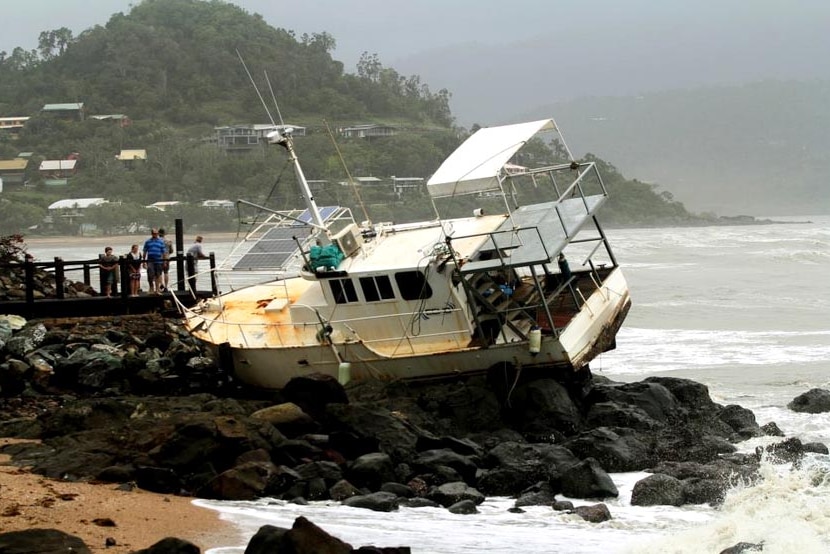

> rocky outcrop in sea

[{"left": 0, "top": 313, "right": 822, "bottom": 552}]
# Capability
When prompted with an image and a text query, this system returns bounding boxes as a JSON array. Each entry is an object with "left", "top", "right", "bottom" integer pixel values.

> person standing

[
  {"left": 126, "top": 243, "right": 143, "bottom": 296},
  {"left": 142, "top": 228, "right": 166, "bottom": 294},
  {"left": 98, "top": 246, "right": 119, "bottom": 298},
  {"left": 186, "top": 235, "right": 208, "bottom": 291},
  {"left": 158, "top": 228, "right": 173, "bottom": 292}
]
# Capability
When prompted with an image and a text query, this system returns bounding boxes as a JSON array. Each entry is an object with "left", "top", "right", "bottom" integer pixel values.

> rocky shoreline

[{"left": 0, "top": 313, "right": 825, "bottom": 553}]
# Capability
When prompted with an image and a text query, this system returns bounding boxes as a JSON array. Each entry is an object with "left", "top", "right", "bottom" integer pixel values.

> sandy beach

[{"left": 0, "top": 439, "right": 242, "bottom": 552}]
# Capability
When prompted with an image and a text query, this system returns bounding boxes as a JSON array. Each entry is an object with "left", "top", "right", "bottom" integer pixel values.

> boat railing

[{"left": 186, "top": 298, "right": 470, "bottom": 351}]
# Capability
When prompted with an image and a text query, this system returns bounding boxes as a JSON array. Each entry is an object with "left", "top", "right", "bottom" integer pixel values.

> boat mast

[{"left": 268, "top": 128, "right": 329, "bottom": 240}]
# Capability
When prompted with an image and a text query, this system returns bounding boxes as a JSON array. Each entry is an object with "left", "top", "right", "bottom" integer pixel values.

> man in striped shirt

[{"left": 142, "top": 228, "right": 167, "bottom": 294}]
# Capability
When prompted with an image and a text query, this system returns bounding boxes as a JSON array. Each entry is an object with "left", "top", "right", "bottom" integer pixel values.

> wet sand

[{"left": 0, "top": 439, "right": 242, "bottom": 552}]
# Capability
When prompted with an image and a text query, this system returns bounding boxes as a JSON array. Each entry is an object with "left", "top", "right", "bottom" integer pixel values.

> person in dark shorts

[
  {"left": 158, "top": 228, "right": 173, "bottom": 291},
  {"left": 142, "top": 228, "right": 166, "bottom": 294}
]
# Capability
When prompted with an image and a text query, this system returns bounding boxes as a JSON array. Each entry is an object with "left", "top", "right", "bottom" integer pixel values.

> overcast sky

[{"left": 2, "top": 0, "right": 828, "bottom": 122}]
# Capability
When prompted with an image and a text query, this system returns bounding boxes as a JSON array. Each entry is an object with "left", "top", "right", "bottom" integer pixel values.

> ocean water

[{"left": 24, "top": 216, "right": 830, "bottom": 552}]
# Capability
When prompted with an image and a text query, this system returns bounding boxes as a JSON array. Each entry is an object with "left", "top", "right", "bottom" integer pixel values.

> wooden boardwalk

[{"left": 0, "top": 220, "right": 218, "bottom": 319}]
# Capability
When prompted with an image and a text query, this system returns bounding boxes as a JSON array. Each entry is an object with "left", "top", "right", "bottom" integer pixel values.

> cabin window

[
  {"left": 394, "top": 271, "right": 433, "bottom": 301},
  {"left": 359, "top": 275, "right": 396, "bottom": 302},
  {"left": 329, "top": 278, "right": 358, "bottom": 304}
]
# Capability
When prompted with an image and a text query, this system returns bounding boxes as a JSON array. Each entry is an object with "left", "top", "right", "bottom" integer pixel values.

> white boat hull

[{"left": 208, "top": 268, "right": 630, "bottom": 389}]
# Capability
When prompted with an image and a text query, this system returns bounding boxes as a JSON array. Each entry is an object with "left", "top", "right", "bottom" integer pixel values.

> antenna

[
  {"left": 324, "top": 119, "right": 370, "bottom": 224},
  {"left": 236, "top": 49, "right": 275, "bottom": 125},
  {"left": 264, "top": 71, "right": 286, "bottom": 127}
]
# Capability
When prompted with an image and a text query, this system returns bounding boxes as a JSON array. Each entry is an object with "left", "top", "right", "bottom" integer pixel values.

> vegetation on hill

[{"left": 0, "top": 0, "right": 711, "bottom": 235}]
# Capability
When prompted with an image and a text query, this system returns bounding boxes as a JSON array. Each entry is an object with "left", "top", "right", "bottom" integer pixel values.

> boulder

[
  {"left": 448, "top": 499, "right": 479, "bottom": 514},
  {"left": 559, "top": 458, "right": 618, "bottom": 499},
  {"left": 572, "top": 503, "right": 612, "bottom": 523},
  {"left": 562, "top": 427, "right": 652, "bottom": 472},
  {"left": 788, "top": 389, "right": 830, "bottom": 413},
  {"left": 343, "top": 491, "right": 400, "bottom": 512},
  {"left": 411, "top": 449, "right": 478, "bottom": 485},
  {"left": 251, "top": 402, "right": 319, "bottom": 436},
  {"left": 630, "top": 473, "right": 684, "bottom": 506},
  {"left": 0, "top": 528, "right": 91, "bottom": 554},
  {"left": 426, "top": 481, "right": 485, "bottom": 507},
  {"left": 586, "top": 381, "right": 680, "bottom": 422},
  {"left": 506, "top": 378, "right": 582, "bottom": 438},
  {"left": 132, "top": 537, "right": 200, "bottom": 554},
  {"left": 283, "top": 373, "right": 348, "bottom": 418},
  {"left": 477, "top": 441, "right": 577, "bottom": 496},
  {"left": 718, "top": 405, "right": 762, "bottom": 439}
]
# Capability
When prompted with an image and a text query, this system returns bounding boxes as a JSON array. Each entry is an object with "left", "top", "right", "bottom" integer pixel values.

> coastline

[
  {"left": 0, "top": 439, "right": 241, "bottom": 552},
  {"left": 22, "top": 232, "right": 242, "bottom": 249}
]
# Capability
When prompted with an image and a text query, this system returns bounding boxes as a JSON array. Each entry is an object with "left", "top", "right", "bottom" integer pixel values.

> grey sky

[{"left": 2, "top": 0, "right": 828, "bottom": 122}]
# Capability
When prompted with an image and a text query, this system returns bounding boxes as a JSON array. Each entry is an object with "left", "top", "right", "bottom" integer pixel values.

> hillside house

[
  {"left": 146, "top": 201, "right": 182, "bottom": 211},
  {"left": 41, "top": 103, "right": 85, "bottom": 121},
  {"left": 340, "top": 124, "right": 398, "bottom": 139},
  {"left": 0, "top": 116, "right": 29, "bottom": 137},
  {"left": 116, "top": 149, "right": 147, "bottom": 169},
  {"left": 215, "top": 124, "right": 306, "bottom": 152},
  {"left": 201, "top": 199, "right": 235, "bottom": 210},
  {"left": 391, "top": 176, "right": 425, "bottom": 196},
  {"left": 91, "top": 114, "right": 131, "bottom": 127},
  {"left": 0, "top": 158, "right": 29, "bottom": 187},
  {"left": 39, "top": 159, "right": 78, "bottom": 186}
]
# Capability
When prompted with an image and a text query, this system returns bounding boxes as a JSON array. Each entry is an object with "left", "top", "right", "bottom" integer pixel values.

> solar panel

[{"left": 232, "top": 206, "right": 341, "bottom": 270}]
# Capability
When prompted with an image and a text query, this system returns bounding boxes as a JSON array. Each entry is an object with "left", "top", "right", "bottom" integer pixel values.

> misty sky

[{"left": 2, "top": 0, "right": 829, "bottom": 122}]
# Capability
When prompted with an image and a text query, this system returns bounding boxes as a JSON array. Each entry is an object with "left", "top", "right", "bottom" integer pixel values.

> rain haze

[{"left": 2, "top": 0, "right": 828, "bottom": 214}]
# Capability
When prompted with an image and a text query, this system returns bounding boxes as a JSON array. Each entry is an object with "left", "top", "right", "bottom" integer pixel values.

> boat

[{"left": 179, "top": 118, "right": 631, "bottom": 389}]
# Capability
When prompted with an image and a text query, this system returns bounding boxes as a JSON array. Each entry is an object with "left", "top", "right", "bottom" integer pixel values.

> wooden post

[
  {"left": 186, "top": 254, "right": 196, "bottom": 292},
  {"left": 97, "top": 254, "right": 105, "bottom": 296},
  {"left": 119, "top": 256, "right": 130, "bottom": 299},
  {"left": 175, "top": 218, "right": 185, "bottom": 292},
  {"left": 209, "top": 253, "right": 217, "bottom": 295},
  {"left": 83, "top": 262, "right": 91, "bottom": 286},
  {"left": 24, "top": 258, "right": 35, "bottom": 307},
  {"left": 54, "top": 257, "right": 65, "bottom": 300}
]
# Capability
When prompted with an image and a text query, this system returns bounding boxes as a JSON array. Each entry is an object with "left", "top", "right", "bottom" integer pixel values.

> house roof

[
  {"left": 0, "top": 116, "right": 29, "bottom": 123},
  {"left": 48, "top": 198, "right": 107, "bottom": 210},
  {"left": 39, "top": 160, "right": 77, "bottom": 171},
  {"left": 116, "top": 149, "right": 147, "bottom": 160},
  {"left": 146, "top": 201, "right": 182, "bottom": 211},
  {"left": 91, "top": 114, "right": 128, "bottom": 121},
  {"left": 42, "top": 103, "right": 84, "bottom": 111},
  {"left": 0, "top": 159, "right": 28, "bottom": 171}
]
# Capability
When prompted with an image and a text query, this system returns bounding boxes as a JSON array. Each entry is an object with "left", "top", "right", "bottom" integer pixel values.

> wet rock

[
  {"left": 562, "top": 427, "right": 652, "bottom": 472},
  {"left": 411, "top": 448, "right": 478, "bottom": 485},
  {"left": 630, "top": 473, "right": 684, "bottom": 506},
  {"left": 199, "top": 461, "right": 278, "bottom": 500},
  {"left": 133, "top": 537, "right": 200, "bottom": 553},
  {"left": 251, "top": 402, "right": 318, "bottom": 436},
  {"left": 343, "top": 491, "right": 400, "bottom": 512},
  {"left": 719, "top": 542, "right": 764, "bottom": 553},
  {"left": 477, "top": 441, "right": 577, "bottom": 496},
  {"left": 718, "top": 404, "right": 762, "bottom": 439},
  {"left": 559, "top": 458, "right": 618, "bottom": 499},
  {"left": 514, "top": 481, "right": 559, "bottom": 507},
  {"left": 426, "top": 481, "right": 485, "bottom": 507},
  {"left": 788, "top": 389, "right": 830, "bottom": 414},
  {"left": 283, "top": 373, "right": 348, "bottom": 418},
  {"left": 760, "top": 422, "right": 784, "bottom": 437},
  {"left": 572, "top": 503, "right": 612, "bottom": 523},
  {"left": 448, "top": 499, "right": 478, "bottom": 514},
  {"left": 507, "top": 378, "right": 582, "bottom": 438},
  {"left": 347, "top": 452, "right": 394, "bottom": 490},
  {"left": 803, "top": 442, "right": 829, "bottom": 455}
]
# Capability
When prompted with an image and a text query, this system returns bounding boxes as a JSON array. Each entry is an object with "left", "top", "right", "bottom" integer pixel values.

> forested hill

[
  {"left": 0, "top": 0, "right": 721, "bottom": 234},
  {"left": 0, "top": 0, "right": 452, "bottom": 126}
]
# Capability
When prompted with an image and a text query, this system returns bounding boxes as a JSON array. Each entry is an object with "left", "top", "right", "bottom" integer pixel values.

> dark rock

[
  {"left": 718, "top": 404, "right": 761, "bottom": 438},
  {"left": 507, "top": 378, "right": 582, "bottom": 437},
  {"left": 0, "top": 528, "right": 92, "bottom": 553},
  {"left": 244, "top": 517, "right": 352, "bottom": 554},
  {"left": 411, "top": 449, "right": 478, "bottom": 485},
  {"left": 477, "top": 441, "right": 577, "bottom": 496},
  {"left": 559, "top": 458, "right": 618, "bottom": 499},
  {"left": 788, "top": 389, "right": 830, "bottom": 413},
  {"left": 448, "top": 499, "right": 478, "bottom": 514},
  {"left": 380, "top": 482, "right": 413, "bottom": 498},
  {"left": 343, "top": 491, "right": 400, "bottom": 512},
  {"left": 682, "top": 477, "right": 727, "bottom": 505},
  {"left": 562, "top": 427, "right": 652, "bottom": 472},
  {"left": 426, "top": 481, "right": 485, "bottom": 507},
  {"left": 587, "top": 381, "right": 680, "bottom": 422},
  {"left": 398, "top": 497, "right": 440, "bottom": 508},
  {"left": 719, "top": 541, "right": 764, "bottom": 553},
  {"left": 283, "top": 373, "right": 348, "bottom": 418},
  {"left": 199, "top": 461, "right": 278, "bottom": 500},
  {"left": 251, "top": 402, "right": 319, "bottom": 436},
  {"left": 325, "top": 405, "right": 418, "bottom": 463},
  {"left": 347, "top": 452, "right": 395, "bottom": 490},
  {"left": 585, "top": 401, "right": 661, "bottom": 431},
  {"left": 514, "top": 482, "right": 559, "bottom": 507},
  {"left": 415, "top": 435, "right": 483, "bottom": 457},
  {"left": 572, "top": 503, "right": 612, "bottom": 523},
  {"left": 630, "top": 473, "right": 684, "bottom": 506},
  {"left": 644, "top": 376, "right": 719, "bottom": 415},
  {"left": 760, "top": 437, "right": 805, "bottom": 463},
  {"left": 552, "top": 500, "right": 574, "bottom": 511},
  {"left": 803, "top": 442, "right": 829, "bottom": 455},
  {"left": 133, "top": 537, "right": 200, "bottom": 554},
  {"left": 329, "top": 479, "right": 361, "bottom": 501},
  {"left": 136, "top": 465, "right": 184, "bottom": 495},
  {"left": 760, "top": 422, "right": 784, "bottom": 437}
]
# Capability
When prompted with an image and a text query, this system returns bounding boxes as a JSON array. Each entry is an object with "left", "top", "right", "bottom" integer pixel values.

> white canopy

[
  {"left": 427, "top": 119, "right": 557, "bottom": 198},
  {"left": 48, "top": 198, "right": 107, "bottom": 210}
]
